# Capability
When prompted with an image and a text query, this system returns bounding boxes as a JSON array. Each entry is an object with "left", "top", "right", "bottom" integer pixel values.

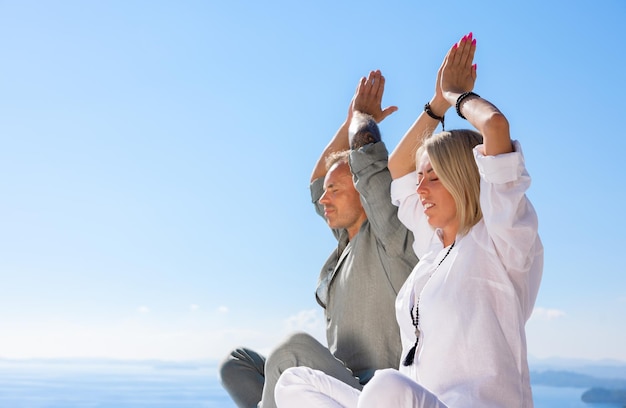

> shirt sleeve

[
  {"left": 350, "top": 142, "right": 415, "bottom": 257},
  {"left": 475, "top": 140, "right": 541, "bottom": 274}
]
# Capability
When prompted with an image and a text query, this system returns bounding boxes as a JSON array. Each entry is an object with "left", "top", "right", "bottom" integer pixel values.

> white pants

[{"left": 275, "top": 367, "right": 448, "bottom": 408}]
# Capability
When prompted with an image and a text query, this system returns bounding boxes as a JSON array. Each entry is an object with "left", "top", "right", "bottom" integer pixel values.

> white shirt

[{"left": 390, "top": 141, "right": 543, "bottom": 407}]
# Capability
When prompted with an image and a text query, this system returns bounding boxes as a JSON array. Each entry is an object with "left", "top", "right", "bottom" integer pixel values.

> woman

[{"left": 274, "top": 32, "right": 543, "bottom": 407}]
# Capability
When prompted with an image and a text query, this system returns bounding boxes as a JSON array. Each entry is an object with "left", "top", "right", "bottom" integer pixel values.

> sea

[{"left": 0, "top": 359, "right": 622, "bottom": 408}]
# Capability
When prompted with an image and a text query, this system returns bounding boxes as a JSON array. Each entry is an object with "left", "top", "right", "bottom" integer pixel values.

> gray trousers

[{"left": 219, "top": 332, "right": 363, "bottom": 408}]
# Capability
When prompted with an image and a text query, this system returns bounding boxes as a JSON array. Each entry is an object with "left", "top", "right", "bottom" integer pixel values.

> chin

[{"left": 425, "top": 217, "right": 436, "bottom": 227}]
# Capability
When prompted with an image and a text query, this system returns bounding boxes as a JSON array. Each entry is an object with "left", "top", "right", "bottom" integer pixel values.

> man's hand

[{"left": 353, "top": 70, "right": 397, "bottom": 123}]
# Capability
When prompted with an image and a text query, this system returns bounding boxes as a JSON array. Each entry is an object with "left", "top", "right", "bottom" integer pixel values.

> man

[{"left": 219, "top": 70, "right": 418, "bottom": 408}]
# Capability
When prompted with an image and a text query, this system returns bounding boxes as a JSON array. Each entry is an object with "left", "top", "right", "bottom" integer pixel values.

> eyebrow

[
  {"left": 417, "top": 168, "right": 434, "bottom": 175},
  {"left": 324, "top": 182, "right": 341, "bottom": 190}
]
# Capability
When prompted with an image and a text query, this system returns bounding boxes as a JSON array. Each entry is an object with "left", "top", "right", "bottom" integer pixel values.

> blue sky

[{"left": 1, "top": 0, "right": 625, "bottom": 363}]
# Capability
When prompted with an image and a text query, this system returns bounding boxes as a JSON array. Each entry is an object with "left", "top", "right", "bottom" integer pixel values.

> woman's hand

[{"left": 441, "top": 32, "right": 477, "bottom": 105}]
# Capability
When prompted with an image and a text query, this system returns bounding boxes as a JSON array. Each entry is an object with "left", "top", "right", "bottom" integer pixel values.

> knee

[
  {"left": 358, "top": 369, "right": 428, "bottom": 408},
  {"left": 367, "top": 369, "right": 402, "bottom": 386},
  {"left": 360, "top": 369, "right": 409, "bottom": 398},
  {"left": 275, "top": 366, "right": 317, "bottom": 406},
  {"left": 219, "top": 347, "right": 243, "bottom": 383},
  {"left": 266, "top": 332, "right": 320, "bottom": 372},
  {"left": 279, "top": 331, "right": 319, "bottom": 347},
  {"left": 276, "top": 366, "right": 312, "bottom": 388},
  {"left": 271, "top": 332, "right": 319, "bottom": 359},
  {"left": 219, "top": 347, "right": 262, "bottom": 384}
]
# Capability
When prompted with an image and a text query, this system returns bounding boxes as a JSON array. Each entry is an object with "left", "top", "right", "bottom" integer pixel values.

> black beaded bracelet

[
  {"left": 455, "top": 91, "right": 480, "bottom": 120},
  {"left": 424, "top": 102, "right": 445, "bottom": 131}
]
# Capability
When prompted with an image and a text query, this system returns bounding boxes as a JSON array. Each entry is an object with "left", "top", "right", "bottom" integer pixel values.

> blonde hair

[{"left": 417, "top": 129, "right": 483, "bottom": 235}]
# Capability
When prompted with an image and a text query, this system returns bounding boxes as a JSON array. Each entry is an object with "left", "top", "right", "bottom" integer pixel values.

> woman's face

[{"left": 416, "top": 151, "right": 458, "bottom": 237}]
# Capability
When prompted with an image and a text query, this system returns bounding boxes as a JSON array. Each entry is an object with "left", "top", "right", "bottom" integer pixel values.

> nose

[
  {"left": 416, "top": 178, "right": 426, "bottom": 195},
  {"left": 319, "top": 190, "right": 330, "bottom": 205}
]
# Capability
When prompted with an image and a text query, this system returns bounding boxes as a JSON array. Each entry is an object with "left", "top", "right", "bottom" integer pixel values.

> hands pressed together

[
  {"left": 343, "top": 32, "right": 510, "bottom": 158},
  {"left": 350, "top": 70, "right": 398, "bottom": 124},
  {"left": 347, "top": 32, "right": 478, "bottom": 129},
  {"left": 441, "top": 32, "right": 477, "bottom": 105},
  {"left": 427, "top": 32, "right": 477, "bottom": 119}
]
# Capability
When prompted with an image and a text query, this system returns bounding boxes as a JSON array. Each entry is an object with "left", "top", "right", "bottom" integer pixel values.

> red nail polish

[
  {"left": 453, "top": 43, "right": 458, "bottom": 49},
  {"left": 472, "top": 39, "right": 476, "bottom": 46}
]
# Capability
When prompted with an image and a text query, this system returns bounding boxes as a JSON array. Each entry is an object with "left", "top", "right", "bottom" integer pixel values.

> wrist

[
  {"left": 349, "top": 112, "right": 382, "bottom": 150},
  {"left": 455, "top": 91, "right": 480, "bottom": 120},
  {"left": 424, "top": 98, "right": 450, "bottom": 131},
  {"left": 427, "top": 98, "right": 450, "bottom": 119},
  {"left": 443, "top": 91, "right": 463, "bottom": 106}
]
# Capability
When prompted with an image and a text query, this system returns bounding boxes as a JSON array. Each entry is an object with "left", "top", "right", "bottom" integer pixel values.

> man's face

[{"left": 319, "top": 161, "right": 366, "bottom": 239}]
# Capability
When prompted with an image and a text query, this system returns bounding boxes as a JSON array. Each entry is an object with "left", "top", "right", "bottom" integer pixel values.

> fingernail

[
  {"left": 473, "top": 64, "right": 477, "bottom": 70},
  {"left": 453, "top": 43, "right": 458, "bottom": 49},
  {"left": 472, "top": 39, "right": 476, "bottom": 46},
  {"left": 462, "top": 35, "right": 467, "bottom": 42}
]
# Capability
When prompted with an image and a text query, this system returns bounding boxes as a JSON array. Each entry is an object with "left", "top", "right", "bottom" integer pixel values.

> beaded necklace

[{"left": 403, "top": 241, "right": 455, "bottom": 366}]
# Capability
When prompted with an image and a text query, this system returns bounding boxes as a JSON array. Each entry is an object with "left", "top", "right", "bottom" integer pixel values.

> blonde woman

[{"left": 274, "top": 32, "right": 543, "bottom": 407}]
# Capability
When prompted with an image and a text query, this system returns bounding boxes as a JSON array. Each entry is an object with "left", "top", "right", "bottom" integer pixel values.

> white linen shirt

[{"left": 390, "top": 141, "right": 543, "bottom": 407}]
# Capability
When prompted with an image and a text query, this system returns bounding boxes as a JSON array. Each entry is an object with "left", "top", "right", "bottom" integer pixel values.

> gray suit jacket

[{"left": 311, "top": 141, "right": 418, "bottom": 385}]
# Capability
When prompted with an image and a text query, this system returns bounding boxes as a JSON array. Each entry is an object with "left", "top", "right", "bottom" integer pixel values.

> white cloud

[
  {"left": 531, "top": 307, "right": 566, "bottom": 321},
  {"left": 217, "top": 306, "right": 229, "bottom": 314},
  {"left": 283, "top": 309, "right": 326, "bottom": 345},
  {"left": 137, "top": 306, "right": 150, "bottom": 314},
  {"left": 189, "top": 304, "right": 200, "bottom": 312}
]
